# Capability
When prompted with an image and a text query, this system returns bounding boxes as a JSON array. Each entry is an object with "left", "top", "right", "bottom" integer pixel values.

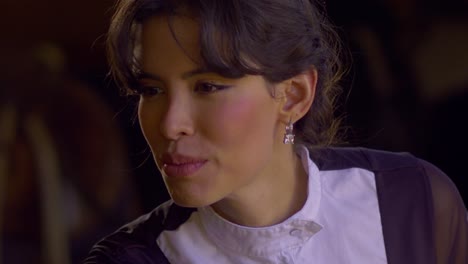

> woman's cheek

[
  {"left": 138, "top": 105, "right": 152, "bottom": 133},
  {"left": 138, "top": 102, "right": 162, "bottom": 145},
  {"left": 208, "top": 97, "right": 265, "bottom": 145}
]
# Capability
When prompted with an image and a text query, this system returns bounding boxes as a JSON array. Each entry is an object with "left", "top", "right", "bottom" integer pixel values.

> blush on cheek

[{"left": 211, "top": 97, "right": 268, "bottom": 145}]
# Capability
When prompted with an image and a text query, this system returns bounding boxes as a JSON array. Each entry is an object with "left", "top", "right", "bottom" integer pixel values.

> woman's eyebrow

[
  {"left": 136, "top": 71, "right": 162, "bottom": 81},
  {"left": 137, "top": 68, "right": 210, "bottom": 81},
  {"left": 181, "top": 68, "right": 210, "bottom": 79}
]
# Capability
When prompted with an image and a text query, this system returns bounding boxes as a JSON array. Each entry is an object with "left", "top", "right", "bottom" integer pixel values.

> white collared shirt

[{"left": 156, "top": 146, "right": 387, "bottom": 263}]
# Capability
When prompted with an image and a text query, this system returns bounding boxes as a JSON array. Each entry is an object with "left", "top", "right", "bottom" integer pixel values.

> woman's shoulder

[
  {"left": 420, "top": 159, "right": 468, "bottom": 263},
  {"left": 308, "top": 146, "right": 465, "bottom": 207},
  {"left": 309, "top": 146, "right": 467, "bottom": 263},
  {"left": 83, "top": 201, "right": 196, "bottom": 264},
  {"left": 308, "top": 146, "right": 420, "bottom": 172}
]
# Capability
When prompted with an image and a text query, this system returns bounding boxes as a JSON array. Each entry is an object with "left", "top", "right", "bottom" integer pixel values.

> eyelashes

[
  {"left": 138, "top": 86, "right": 164, "bottom": 97},
  {"left": 194, "top": 82, "right": 231, "bottom": 94},
  {"left": 137, "top": 81, "right": 232, "bottom": 97}
]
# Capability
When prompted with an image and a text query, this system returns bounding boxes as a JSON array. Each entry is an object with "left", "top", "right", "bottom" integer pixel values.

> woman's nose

[{"left": 159, "top": 95, "right": 195, "bottom": 140}]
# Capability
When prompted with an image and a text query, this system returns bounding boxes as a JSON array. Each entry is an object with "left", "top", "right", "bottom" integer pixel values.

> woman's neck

[{"left": 211, "top": 146, "right": 308, "bottom": 227}]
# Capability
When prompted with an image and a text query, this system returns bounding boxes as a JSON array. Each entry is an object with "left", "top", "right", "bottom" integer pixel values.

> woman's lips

[
  {"left": 162, "top": 161, "right": 207, "bottom": 178},
  {"left": 160, "top": 152, "right": 207, "bottom": 178}
]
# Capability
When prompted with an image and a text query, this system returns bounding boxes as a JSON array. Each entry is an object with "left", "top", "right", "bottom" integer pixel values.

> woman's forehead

[
  {"left": 142, "top": 14, "right": 199, "bottom": 44},
  {"left": 140, "top": 15, "right": 203, "bottom": 78}
]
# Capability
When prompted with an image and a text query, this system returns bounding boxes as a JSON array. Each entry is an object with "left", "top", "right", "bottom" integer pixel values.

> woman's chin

[{"left": 169, "top": 192, "right": 217, "bottom": 208}]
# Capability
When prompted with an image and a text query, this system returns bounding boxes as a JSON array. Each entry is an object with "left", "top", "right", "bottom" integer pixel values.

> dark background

[{"left": 1, "top": 0, "right": 467, "bottom": 262}]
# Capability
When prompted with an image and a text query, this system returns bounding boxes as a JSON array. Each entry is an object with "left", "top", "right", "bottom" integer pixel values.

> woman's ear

[{"left": 279, "top": 67, "right": 317, "bottom": 123}]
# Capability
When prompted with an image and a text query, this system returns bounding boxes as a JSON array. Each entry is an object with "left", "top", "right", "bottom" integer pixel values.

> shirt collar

[{"left": 198, "top": 145, "right": 323, "bottom": 257}]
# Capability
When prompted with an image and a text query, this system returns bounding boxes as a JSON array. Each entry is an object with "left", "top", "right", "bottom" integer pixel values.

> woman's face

[{"left": 138, "top": 15, "right": 287, "bottom": 207}]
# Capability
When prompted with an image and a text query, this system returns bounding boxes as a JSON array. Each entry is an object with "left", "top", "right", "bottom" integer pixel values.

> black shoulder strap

[{"left": 365, "top": 151, "right": 437, "bottom": 264}]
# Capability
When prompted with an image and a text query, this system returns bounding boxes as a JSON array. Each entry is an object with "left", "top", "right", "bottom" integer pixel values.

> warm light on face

[{"left": 137, "top": 15, "right": 287, "bottom": 207}]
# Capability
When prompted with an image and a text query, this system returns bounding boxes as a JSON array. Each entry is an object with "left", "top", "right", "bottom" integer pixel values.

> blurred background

[{"left": 0, "top": 0, "right": 467, "bottom": 263}]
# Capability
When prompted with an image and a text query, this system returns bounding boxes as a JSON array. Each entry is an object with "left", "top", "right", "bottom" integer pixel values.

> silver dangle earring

[{"left": 283, "top": 119, "right": 295, "bottom": 144}]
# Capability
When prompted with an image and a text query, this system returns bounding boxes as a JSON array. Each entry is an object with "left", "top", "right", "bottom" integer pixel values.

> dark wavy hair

[{"left": 107, "top": 0, "right": 347, "bottom": 147}]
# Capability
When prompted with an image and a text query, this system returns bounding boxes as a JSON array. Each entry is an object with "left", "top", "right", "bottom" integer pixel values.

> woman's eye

[
  {"left": 194, "top": 82, "right": 230, "bottom": 94},
  {"left": 139, "top": 86, "right": 164, "bottom": 97}
]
